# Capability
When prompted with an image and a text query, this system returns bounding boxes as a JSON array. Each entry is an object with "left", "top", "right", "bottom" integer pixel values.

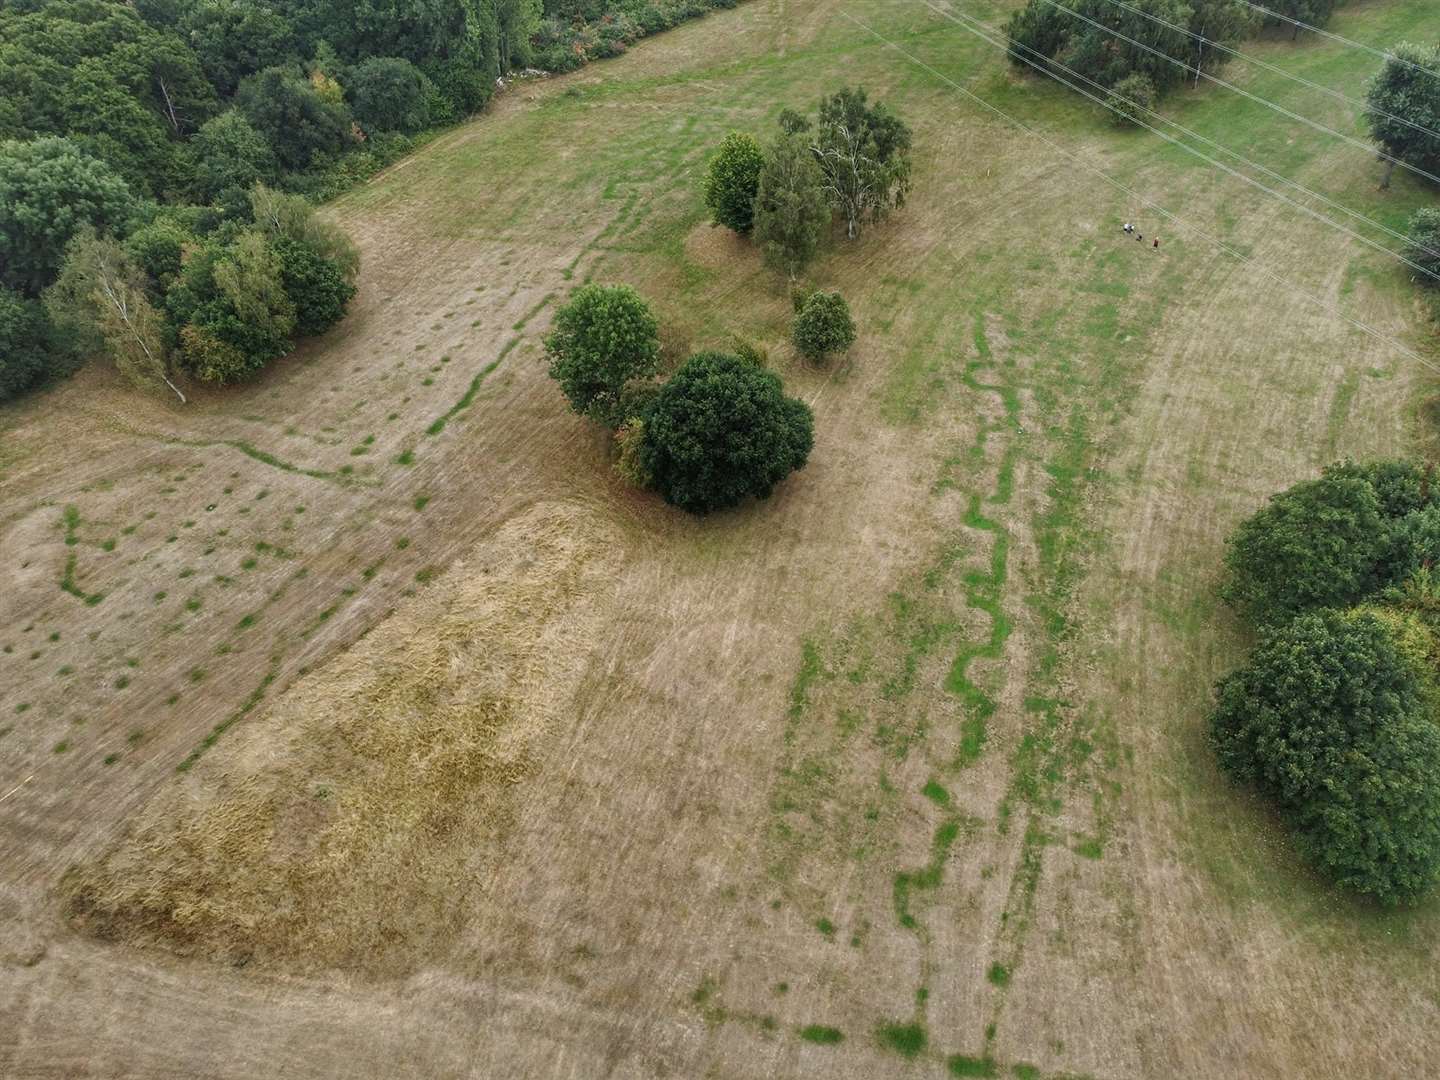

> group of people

[{"left": 1123, "top": 222, "right": 1159, "bottom": 249}]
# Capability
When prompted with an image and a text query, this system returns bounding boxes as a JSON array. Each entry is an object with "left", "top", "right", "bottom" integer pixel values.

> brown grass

[{"left": 66, "top": 502, "right": 620, "bottom": 973}]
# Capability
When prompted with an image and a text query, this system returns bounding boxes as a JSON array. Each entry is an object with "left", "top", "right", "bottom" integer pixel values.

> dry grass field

[{"left": 4, "top": 0, "right": 1440, "bottom": 1076}]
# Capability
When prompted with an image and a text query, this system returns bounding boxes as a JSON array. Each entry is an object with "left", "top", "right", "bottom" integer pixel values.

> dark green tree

[
  {"left": 792, "top": 290, "right": 856, "bottom": 362},
  {"left": 1366, "top": 43, "right": 1440, "bottom": 189},
  {"left": 639, "top": 351, "right": 814, "bottom": 514},
  {"left": 1264, "top": 0, "right": 1338, "bottom": 39},
  {"left": 274, "top": 237, "right": 356, "bottom": 336},
  {"left": 1210, "top": 609, "right": 1440, "bottom": 904},
  {"left": 806, "top": 87, "right": 912, "bottom": 239},
  {"left": 703, "top": 131, "right": 766, "bottom": 234},
  {"left": 1223, "top": 468, "right": 1391, "bottom": 625},
  {"left": 348, "top": 57, "right": 431, "bottom": 134},
  {"left": 544, "top": 283, "right": 661, "bottom": 426},
  {"left": 189, "top": 111, "right": 279, "bottom": 203},
  {"left": 236, "top": 66, "right": 352, "bottom": 171},
  {"left": 753, "top": 133, "right": 828, "bottom": 278},
  {"left": 0, "top": 136, "right": 136, "bottom": 295},
  {"left": 175, "top": 0, "right": 297, "bottom": 97},
  {"left": 0, "top": 286, "right": 53, "bottom": 401}
]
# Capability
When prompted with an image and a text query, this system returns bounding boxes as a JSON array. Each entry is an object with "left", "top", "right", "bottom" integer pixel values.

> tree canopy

[
  {"left": 804, "top": 87, "right": 912, "bottom": 239},
  {"left": 0, "top": 136, "right": 136, "bottom": 296},
  {"left": 792, "top": 290, "right": 856, "bottom": 362},
  {"left": 1365, "top": 43, "right": 1440, "bottom": 189},
  {"left": 639, "top": 351, "right": 814, "bottom": 514},
  {"left": 545, "top": 283, "right": 662, "bottom": 426},
  {"left": 753, "top": 133, "right": 828, "bottom": 278},
  {"left": 703, "top": 131, "right": 766, "bottom": 234},
  {"left": 1211, "top": 608, "right": 1440, "bottom": 904}
]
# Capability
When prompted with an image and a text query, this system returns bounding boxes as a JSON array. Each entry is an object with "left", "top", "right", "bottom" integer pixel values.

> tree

[
  {"left": 248, "top": 183, "right": 361, "bottom": 283},
  {"left": 0, "top": 286, "right": 52, "bottom": 401},
  {"left": 753, "top": 133, "right": 829, "bottom": 278},
  {"left": 0, "top": 137, "right": 136, "bottom": 295},
  {"left": 189, "top": 111, "right": 278, "bottom": 202},
  {"left": 44, "top": 230, "right": 186, "bottom": 402},
  {"left": 639, "top": 351, "right": 814, "bottom": 514},
  {"left": 1264, "top": 0, "right": 1338, "bottom": 39},
  {"left": 1405, "top": 208, "right": 1440, "bottom": 284},
  {"left": 274, "top": 237, "right": 355, "bottom": 336},
  {"left": 173, "top": 0, "right": 297, "bottom": 98},
  {"left": 169, "top": 231, "right": 295, "bottom": 383},
  {"left": 1222, "top": 460, "right": 1440, "bottom": 626},
  {"left": 792, "top": 290, "right": 856, "bottom": 362},
  {"left": 236, "top": 66, "right": 352, "bottom": 171},
  {"left": 1106, "top": 73, "right": 1157, "bottom": 128},
  {"left": 1222, "top": 469, "right": 1389, "bottom": 626},
  {"left": 703, "top": 131, "right": 766, "bottom": 234},
  {"left": 544, "top": 283, "right": 661, "bottom": 425},
  {"left": 125, "top": 220, "right": 192, "bottom": 293},
  {"left": 1210, "top": 609, "right": 1440, "bottom": 904},
  {"left": 1005, "top": 0, "right": 1246, "bottom": 98},
  {"left": 806, "top": 87, "right": 912, "bottom": 240},
  {"left": 1365, "top": 43, "right": 1440, "bottom": 190},
  {"left": 348, "top": 57, "right": 430, "bottom": 134}
]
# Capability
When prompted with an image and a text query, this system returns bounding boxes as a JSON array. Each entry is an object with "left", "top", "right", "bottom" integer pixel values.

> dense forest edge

[{"left": 0, "top": 0, "right": 743, "bottom": 403}]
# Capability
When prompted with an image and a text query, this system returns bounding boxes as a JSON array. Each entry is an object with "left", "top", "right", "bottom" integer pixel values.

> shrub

[
  {"left": 0, "top": 286, "right": 53, "bottom": 400},
  {"left": 703, "top": 131, "right": 766, "bottom": 234},
  {"left": 1210, "top": 609, "right": 1440, "bottom": 904},
  {"left": 639, "top": 351, "right": 814, "bottom": 514},
  {"left": 1106, "top": 73, "right": 1156, "bottom": 128},
  {"left": 792, "top": 290, "right": 856, "bottom": 362},
  {"left": 545, "top": 283, "right": 661, "bottom": 426}
]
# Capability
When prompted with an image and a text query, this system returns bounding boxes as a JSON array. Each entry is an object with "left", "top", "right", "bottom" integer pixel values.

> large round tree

[
  {"left": 1210, "top": 608, "right": 1440, "bottom": 904},
  {"left": 544, "top": 283, "right": 660, "bottom": 426},
  {"left": 703, "top": 132, "right": 765, "bottom": 234},
  {"left": 639, "top": 351, "right": 814, "bottom": 514}
]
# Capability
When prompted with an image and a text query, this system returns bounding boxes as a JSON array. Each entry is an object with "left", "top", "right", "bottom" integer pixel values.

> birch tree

[
  {"left": 45, "top": 230, "right": 186, "bottom": 402},
  {"left": 807, "top": 87, "right": 912, "bottom": 240}
]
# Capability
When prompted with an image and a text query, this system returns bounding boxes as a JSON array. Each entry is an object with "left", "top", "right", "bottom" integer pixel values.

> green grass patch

[
  {"left": 876, "top": 1021, "right": 927, "bottom": 1059},
  {"left": 798, "top": 1025, "right": 844, "bottom": 1045}
]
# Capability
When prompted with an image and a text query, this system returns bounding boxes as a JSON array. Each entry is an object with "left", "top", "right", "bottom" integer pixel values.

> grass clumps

[
  {"left": 876, "top": 1021, "right": 926, "bottom": 1059},
  {"left": 798, "top": 1025, "right": 844, "bottom": 1045}
]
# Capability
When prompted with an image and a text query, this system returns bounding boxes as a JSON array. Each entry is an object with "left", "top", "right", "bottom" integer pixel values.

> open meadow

[{"left": 4, "top": 0, "right": 1440, "bottom": 1076}]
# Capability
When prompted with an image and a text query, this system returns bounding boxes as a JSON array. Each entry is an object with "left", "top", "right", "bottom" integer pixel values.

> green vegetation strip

[{"left": 425, "top": 336, "right": 521, "bottom": 436}]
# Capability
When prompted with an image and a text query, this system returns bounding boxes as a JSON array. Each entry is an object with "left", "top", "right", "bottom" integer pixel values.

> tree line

[{"left": 0, "top": 0, "right": 742, "bottom": 403}]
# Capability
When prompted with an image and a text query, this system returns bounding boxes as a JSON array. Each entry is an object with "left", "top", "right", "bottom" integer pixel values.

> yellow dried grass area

[{"left": 66, "top": 500, "right": 621, "bottom": 974}]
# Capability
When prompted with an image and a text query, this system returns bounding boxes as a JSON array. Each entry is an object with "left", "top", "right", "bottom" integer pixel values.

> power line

[
  {"left": 1027, "top": 0, "right": 1440, "bottom": 189},
  {"left": 1087, "top": 0, "right": 1440, "bottom": 146},
  {"left": 1233, "top": 0, "right": 1440, "bottom": 84},
  {"left": 837, "top": 11, "right": 1440, "bottom": 376},
  {"left": 928, "top": 0, "right": 1440, "bottom": 280}
]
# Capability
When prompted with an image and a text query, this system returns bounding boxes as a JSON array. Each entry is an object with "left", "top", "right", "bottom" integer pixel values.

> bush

[
  {"left": 1210, "top": 609, "right": 1440, "bottom": 904},
  {"left": 349, "top": 57, "right": 430, "bottom": 134},
  {"left": 792, "top": 290, "right": 856, "bottom": 362},
  {"left": 0, "top": 286, "right": 53, "bottom": 400},
  {"left": 545, "top": 283, "right": 661, "bottom": 426},
  {"left": 703, "top": 131, "right": 765, "bottom": 234},
  {"left": 1106, "top": 73, "right": 1156, "bottom": 128},
  {"left": 125, "top": 220, "right": 191, "bottom": 293},
  {"left": 1220, "top": 461, "right": 1440, "bottom": 626},
  {"left": 1405, "top": 207, "right": 1440, "bottom": 286},
  {"left": 639, "top": 351, "right": 814, "bottom": 514}
]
